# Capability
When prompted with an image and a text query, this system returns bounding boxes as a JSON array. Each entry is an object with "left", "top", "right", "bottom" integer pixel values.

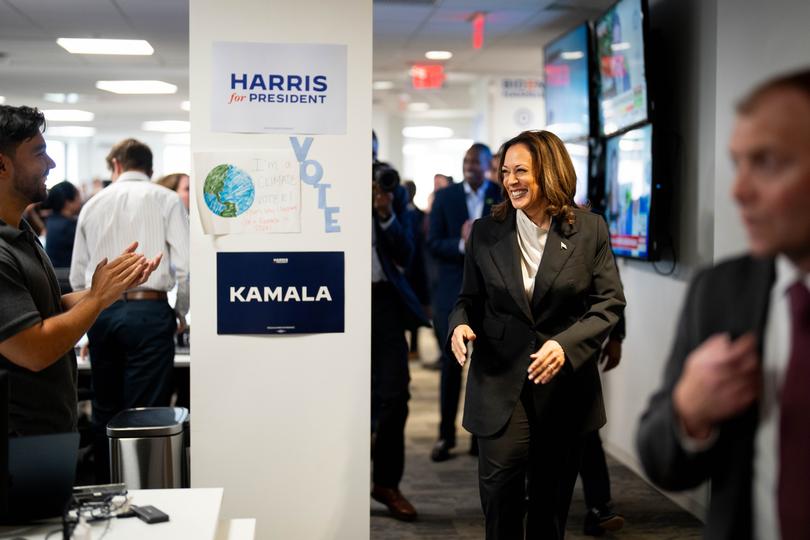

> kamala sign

[
  {"left": 217, "top": 252, "right": 344, "bottom": 334},
  {"left": 211, "top": 41, "right": 347, "bottom": 134}
]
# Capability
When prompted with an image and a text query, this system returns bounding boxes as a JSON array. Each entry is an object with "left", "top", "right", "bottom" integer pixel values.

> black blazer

[
  {"left": 428, "top": 181, "right": 502, "bottom": 314},
  {"left": 636, "top": 256, "right": 774, "bottom": 540},
  {"left": 448, "top": 207, "right": 625, "bottom": 437}
]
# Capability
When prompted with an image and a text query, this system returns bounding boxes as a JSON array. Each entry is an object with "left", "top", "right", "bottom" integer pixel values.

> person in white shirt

[
  {"left": 70, "top": 138, "right": 189, "bottom": 482},
  {"left": 637, "top": 69, "right": 810, "bottom": 540}
]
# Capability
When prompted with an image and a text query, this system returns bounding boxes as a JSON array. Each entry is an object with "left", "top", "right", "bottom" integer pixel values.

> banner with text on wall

[
  {"left": 211, "top": 42, "right": 347, "bottom": 134},
  {"left": 216, "top": 252, "right": 345, "bottom": 334}
]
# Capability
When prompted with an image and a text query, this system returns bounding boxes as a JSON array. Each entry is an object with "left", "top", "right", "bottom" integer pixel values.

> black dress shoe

[
  {"left": 430, "top": 439, "right": 455, "bottom": 462},
  {"left": 583, "top": 506, "right": 625, "bottom": 536}
]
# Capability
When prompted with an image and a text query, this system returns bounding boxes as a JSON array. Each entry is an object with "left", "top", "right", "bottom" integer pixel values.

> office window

[
  {"left": 163, "top": 145, "right": 191, "bottom": 176},
  {"left": 44, "top": 139, "right": 66, "bottom": 188}
]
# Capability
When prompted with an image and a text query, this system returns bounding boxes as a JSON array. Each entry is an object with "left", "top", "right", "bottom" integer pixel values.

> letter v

[{"left": 290, "top": 136, "right": 314, "bottom": 162}]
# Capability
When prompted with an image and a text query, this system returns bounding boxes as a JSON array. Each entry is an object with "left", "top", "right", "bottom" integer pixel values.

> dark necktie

[{"left": 778, "top": 280, "right": 810, "bottom": 540}]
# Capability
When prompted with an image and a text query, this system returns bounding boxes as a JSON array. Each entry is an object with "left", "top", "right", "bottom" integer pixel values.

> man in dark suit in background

[
  {"left": 428, "top": 143, "right": 501, "bottom": 462},
  {"left": 637, "top": 69, "right": 810, "bottom": 540},
  {"left": 402, "top": 180, "right": 430, "bottom": 360}
]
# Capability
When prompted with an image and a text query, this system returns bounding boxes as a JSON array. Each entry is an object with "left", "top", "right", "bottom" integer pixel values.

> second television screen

[
  {"left": 544, "top": 23, "right": 590, "bottom": 141},
  {"left": 605, "top": 123, "right": 653, "bottom": 259},
  {"left": 596, "top": 0, "right": 649, "bottom": 136}
]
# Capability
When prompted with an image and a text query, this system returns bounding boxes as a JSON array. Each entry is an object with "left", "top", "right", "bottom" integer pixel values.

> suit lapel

[
  {"left": 489, "top": 211, "right": 533, "bottom": 323},
  {"left": 531, "top": 217, "right": 578, "bottom": 312},
  {"left": 452, "top": 182, "right": 469, "bottom": 221},
  {"left": 748, "top": 258, "right": 776, "bottom": 357},
  {"left": 482, "top": 181, "right": 501, "bottom": 218}
]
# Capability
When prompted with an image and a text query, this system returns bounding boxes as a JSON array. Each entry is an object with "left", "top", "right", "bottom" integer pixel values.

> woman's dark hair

[
  {"left": 0, "top": 105, "right": 46, "bottom": 157},
  {"left": 41, "top": 181, "right": 80, "bottom": 213},
  {"left": 491, "top": 130, "right": 578, "bottom": 225}
]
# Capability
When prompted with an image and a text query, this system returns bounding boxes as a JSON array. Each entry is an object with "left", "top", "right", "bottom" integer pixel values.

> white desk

[{"left": 0, "top": 488, "right": 253, "bottom": 540}]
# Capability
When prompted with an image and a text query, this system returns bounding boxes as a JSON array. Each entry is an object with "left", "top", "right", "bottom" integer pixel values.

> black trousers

[
  {"left": 88, "top": 299, "right": 176, "bottom": 482},
  {"left": 477, "top": 383, "right": 584, "bottom": 540},
  {"left": 371, "top": 283, "right": 410, "bottom": 488},
  {"left": 580, "top": 430, "right": 612, "bottom": 511},
  {"left": 434, "top": 303, "right": 462, "bottom": 443}
]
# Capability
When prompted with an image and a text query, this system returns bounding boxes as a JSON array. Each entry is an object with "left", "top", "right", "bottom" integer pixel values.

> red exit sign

[{"left": 411, "top": 64, "right": 445, "bottom": 89}]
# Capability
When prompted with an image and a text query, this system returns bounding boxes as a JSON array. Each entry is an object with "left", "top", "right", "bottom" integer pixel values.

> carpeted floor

[{"left": 371, "top": 330, "right": 703, "bottom": 539}]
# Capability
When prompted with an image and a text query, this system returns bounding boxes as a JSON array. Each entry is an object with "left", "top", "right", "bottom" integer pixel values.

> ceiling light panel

[
  {"left": 46, "top": 126, "right": 97, "bottom": 138},
  {"left": 43, "top": 109, "right": 95, "bottom": 122},
  {"left": 425, "top": 51, "right": 453, "bottom": 60},
  {"left": 142, "top": 120, "right": 190, "bottom": 133},
  {"left": 96, "top": 80, "right": 178, "bottom": 94},
  {"left": 402, "top": 126, "right": 453, "bottom": 139},
  {"left": 57, "top": 38, "right": 154, "bottom": 55}
]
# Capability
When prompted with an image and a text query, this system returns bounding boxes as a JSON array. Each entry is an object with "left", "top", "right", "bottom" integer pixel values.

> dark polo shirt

[{"left": 0, "top": 219, "right": 77, "bottom": 435}]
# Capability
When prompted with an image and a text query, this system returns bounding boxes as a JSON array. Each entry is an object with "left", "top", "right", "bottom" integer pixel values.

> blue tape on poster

[{"left": 217, "top": 251, "right": 344, "bottom": 334}]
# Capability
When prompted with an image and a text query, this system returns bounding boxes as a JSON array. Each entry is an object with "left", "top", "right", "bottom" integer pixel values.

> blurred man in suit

[
  {"left": 428, "top": 143, "right": 501, "bottom": 461},
  {"left": 637, "top": 69, "right": 810, "bottom": 540}
]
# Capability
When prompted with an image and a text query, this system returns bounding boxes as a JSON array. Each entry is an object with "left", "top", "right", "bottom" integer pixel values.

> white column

[{"left": 189, "top": 2, "right": 371, "bottom": 539}]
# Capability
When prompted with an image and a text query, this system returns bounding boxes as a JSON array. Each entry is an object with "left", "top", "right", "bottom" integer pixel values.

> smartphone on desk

[{"left": 132, "top": 505, "right": 170, "bottom": 524}]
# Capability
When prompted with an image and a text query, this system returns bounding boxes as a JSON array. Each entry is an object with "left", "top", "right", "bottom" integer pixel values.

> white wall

[
  {"left": 189, "top": 2, "right": 371, "bottom": 539},
  {"left": 488, "top": 75, "right": 545, "bottom": 149}
]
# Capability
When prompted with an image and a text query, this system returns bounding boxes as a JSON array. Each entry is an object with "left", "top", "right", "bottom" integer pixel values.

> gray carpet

[{"left": 371, "top": 330, "right": 703, "bottom": 539}]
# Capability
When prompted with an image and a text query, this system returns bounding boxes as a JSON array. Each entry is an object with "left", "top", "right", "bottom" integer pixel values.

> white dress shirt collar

[{"left": 114, "top": 170, "right": 151, "bottom": 183}]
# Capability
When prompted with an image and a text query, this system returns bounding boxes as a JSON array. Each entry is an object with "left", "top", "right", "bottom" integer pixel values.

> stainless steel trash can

[{"left": 107, "top": 407, "right": 189, "bottom": 489}]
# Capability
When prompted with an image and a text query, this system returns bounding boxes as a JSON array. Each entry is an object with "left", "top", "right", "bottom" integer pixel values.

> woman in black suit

[{"left": 448, "top": 130, "right": 625, "bottom": 539}]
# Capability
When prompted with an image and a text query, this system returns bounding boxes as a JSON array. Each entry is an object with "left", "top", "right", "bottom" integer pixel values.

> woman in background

[
  {"left": 42, "top": 180, "right": 82, "bottom": 293},
  {"left": 156, "top": 172, "right": 190, "bottom": 211},
  {"left": 448, "top": 130, "right": 625, "bottom": 539}
]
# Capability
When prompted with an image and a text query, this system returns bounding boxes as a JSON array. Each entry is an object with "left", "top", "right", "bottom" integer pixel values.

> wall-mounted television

[
  {"left": 544, "top": 23, "right": 591, "bottom": 141},
  {"left": 596, "top": 0, "right": 650, "bottom": 136},
  {"left": 604, "top": 123, "right": 656, "bottom": 259}
]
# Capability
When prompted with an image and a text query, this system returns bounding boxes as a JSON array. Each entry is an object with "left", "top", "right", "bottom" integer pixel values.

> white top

[
  {"left": 70, "top": 170, "right": 190, "bottom": 317},
  {"left": 515, "top": 209, "right": 549, "bottom": 298},
  {"left": 753, "top": 255, "right": 810, "bottom": 540}
]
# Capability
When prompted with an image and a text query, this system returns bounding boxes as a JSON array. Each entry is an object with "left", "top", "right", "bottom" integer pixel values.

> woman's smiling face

[{"left": 502, "top": 143, "right": 544, "bottom": 220}]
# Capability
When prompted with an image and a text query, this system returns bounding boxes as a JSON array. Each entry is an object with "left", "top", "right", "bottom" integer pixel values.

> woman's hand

[
  {"left": 528, "top": 340, "right": 565, "bottom": 384},
  {"left": 451, "top": 324, "right": 477, "bottom": 366}
]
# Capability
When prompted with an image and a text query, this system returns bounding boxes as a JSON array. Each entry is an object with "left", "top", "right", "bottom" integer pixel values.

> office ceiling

[{"left": 0, "top": 0, "right": 611, "bottom": 135}]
